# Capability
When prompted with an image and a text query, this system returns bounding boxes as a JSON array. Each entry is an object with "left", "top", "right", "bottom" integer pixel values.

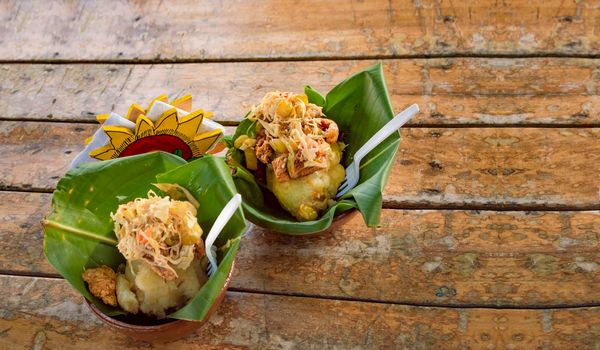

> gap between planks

[
  {"left": 5, "top": 52, "right": 600, "bottom": 65},
  {"left": 2, "top": 188, "right": 599, "bottom": 212},
  {"left": 3, "top": 118, "right": 600, "bottom": 128},
  {"left": 2, "top": 270, "right": 600, "bottom": 311}
]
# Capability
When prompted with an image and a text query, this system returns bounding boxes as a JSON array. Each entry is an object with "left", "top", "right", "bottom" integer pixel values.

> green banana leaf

[
  {"left": 43, "top": 152, "right": 246, "bottom": 321},
  {"left": 227, "top": 63, "right": 400, "bottom": 234}
]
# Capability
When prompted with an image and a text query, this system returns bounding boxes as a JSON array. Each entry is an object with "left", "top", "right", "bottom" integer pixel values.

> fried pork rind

[{"left": 82, "top": 266, "right": 118, "bottom": 307}]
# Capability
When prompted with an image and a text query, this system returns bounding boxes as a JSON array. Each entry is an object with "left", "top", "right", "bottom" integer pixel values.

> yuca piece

[
  {"left": 117, "top": 258, "right": 208, "bottom": 318},
  {"left": 232, "top": 91, "right": 345, "bottom": 221},
  {"left": 83, "top": 188, "right": 208, "bottom": 318},
  {"left": 267, "top": 142, "right": 345, "bottom": 221}
]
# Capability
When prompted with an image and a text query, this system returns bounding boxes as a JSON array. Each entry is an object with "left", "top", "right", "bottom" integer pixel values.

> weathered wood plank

[
  {"left": 389, "top": 127, "right": 600, "bottom": 209},
  {"left": 0, "top": 0, "right": 598, "bottom": 61},
  {"left": 0, "top": 122, "right": 92, "bottom": 192},
  {"left": 3, "top": 58, "right": 600, "bottom": 124},
  {"left": 3, "top": 191, "right": 600, "bottom": 307},
  {"left": 2, "top": 122, "right": 599, "bottom": 209},
  {"left": 240, "top": 211, "right": 600, "bottom": 307},
  {"left": 0, "top": 192, "right": 48, "bottom": 275},
  {"left": 1, "top": 275, "right": 600, "bottom": 349}
]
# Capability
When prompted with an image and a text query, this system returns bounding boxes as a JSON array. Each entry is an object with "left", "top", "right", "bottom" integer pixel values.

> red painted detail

[{"left": 119, "top": 135, "right": 192, "bottom": 159}]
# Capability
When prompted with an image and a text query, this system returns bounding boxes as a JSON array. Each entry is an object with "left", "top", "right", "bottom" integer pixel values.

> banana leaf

[
  {"left": 227, "top": 63, "right": 400, "bottom": 234},
  {"left": 43, "top": 152, "right": 246, "bottom": 321}
]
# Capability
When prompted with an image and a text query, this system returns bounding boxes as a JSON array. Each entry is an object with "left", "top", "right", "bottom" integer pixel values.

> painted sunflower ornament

[{"left": 71, "top": 94, "right": 225, "bottom": 168}]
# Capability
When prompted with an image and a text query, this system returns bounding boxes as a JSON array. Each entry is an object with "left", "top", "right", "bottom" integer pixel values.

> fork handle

[
  {"left": 205, "top": 194, "right": 242, "bottom": 270},
  {"left": 353, "top": 104, "right": 420, "bottom": 163}
]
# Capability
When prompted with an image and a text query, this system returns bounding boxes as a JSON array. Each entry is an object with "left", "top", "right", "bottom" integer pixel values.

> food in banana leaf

[
  {"left": 230, "top": 91, "right": 345, "bottom": 221},
  {"left": 83, "top": 187, "right": 208, "bottom": 319}
]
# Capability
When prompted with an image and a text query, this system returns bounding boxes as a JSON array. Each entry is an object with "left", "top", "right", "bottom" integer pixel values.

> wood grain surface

[
  {"left": 1, "top": 275, "right": 600, "bottom": 349},
  {"left": 2, "top": 121, "right": 599, "bottom": 209},
  {"left": 0, "top": 0, "right": 597, "bottom": 61},
  {"left": 3, "top": 58, "right": 600, "bottom": 125},
  {"left": 3, "top": 1, "right": 600, "bottom": 347},
  {"left": 391, "top": 127, "right": 600, "bottom": 209},
  {"left": 3, "top": 190, "right": 600, "bottom": 307}
]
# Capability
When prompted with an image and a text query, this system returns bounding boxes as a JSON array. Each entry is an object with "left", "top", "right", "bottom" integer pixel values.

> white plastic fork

[
  {"left": 205, "top": 194, "right": 242, "bottom": 276},
  {"left": 336, "top": 104, "right": 420, "bottom": 198}
]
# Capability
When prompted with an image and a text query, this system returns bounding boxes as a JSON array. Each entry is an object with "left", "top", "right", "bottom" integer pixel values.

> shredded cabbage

[{"left": 112, "top": 190, "right": 203, "bottom": 280}]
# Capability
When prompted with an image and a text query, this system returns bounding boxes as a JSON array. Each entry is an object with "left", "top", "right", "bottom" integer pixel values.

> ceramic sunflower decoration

[{"left": 71, "top": 94, "right": 225, "bottom": 169}]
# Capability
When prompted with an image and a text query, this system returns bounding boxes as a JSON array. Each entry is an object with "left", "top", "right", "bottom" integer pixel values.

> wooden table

[{"left": 1, "top": 1, "right": 600, "bottom": 348}]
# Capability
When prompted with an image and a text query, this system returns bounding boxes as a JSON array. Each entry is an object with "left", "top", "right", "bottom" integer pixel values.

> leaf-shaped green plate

[
  {"left": 43, "top": 152, "right": 246, "bottom": 321},
  {"left": 227, "top": 63, "right": 400, "bottom": 234}
]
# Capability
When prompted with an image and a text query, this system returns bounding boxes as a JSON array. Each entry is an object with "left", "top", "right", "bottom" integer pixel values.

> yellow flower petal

[
  {"left": 171, "top": 95, "right": 192, "bottom": 112},
  {"left": 134, "top": 114, "right": 156, "bottom": 138},
  {"left": 126, "top": 103, "right": 145, "bottom": 122},
  {"left": 103, "top": 125, "right": 134, "bottom": 150},
  {"left": 189, "top": 129, "right": 222, "bottom": 157},
  {"left": 89, "top": 144, "right": 117, "bottom": 160},
  {"left": 176, "top": 109, "right": 204, "bottom": 139},
  {"left": 154, "top": 108, "right": 179, "bottom": 134}
]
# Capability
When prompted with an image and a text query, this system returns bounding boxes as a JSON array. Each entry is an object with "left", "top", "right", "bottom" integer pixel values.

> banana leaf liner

[
  {"left": 43, "top": 152, "right": 246, "bottom": 321},
  {"left": 226, "top": 63, "right": 400, "bottom": 234}
]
